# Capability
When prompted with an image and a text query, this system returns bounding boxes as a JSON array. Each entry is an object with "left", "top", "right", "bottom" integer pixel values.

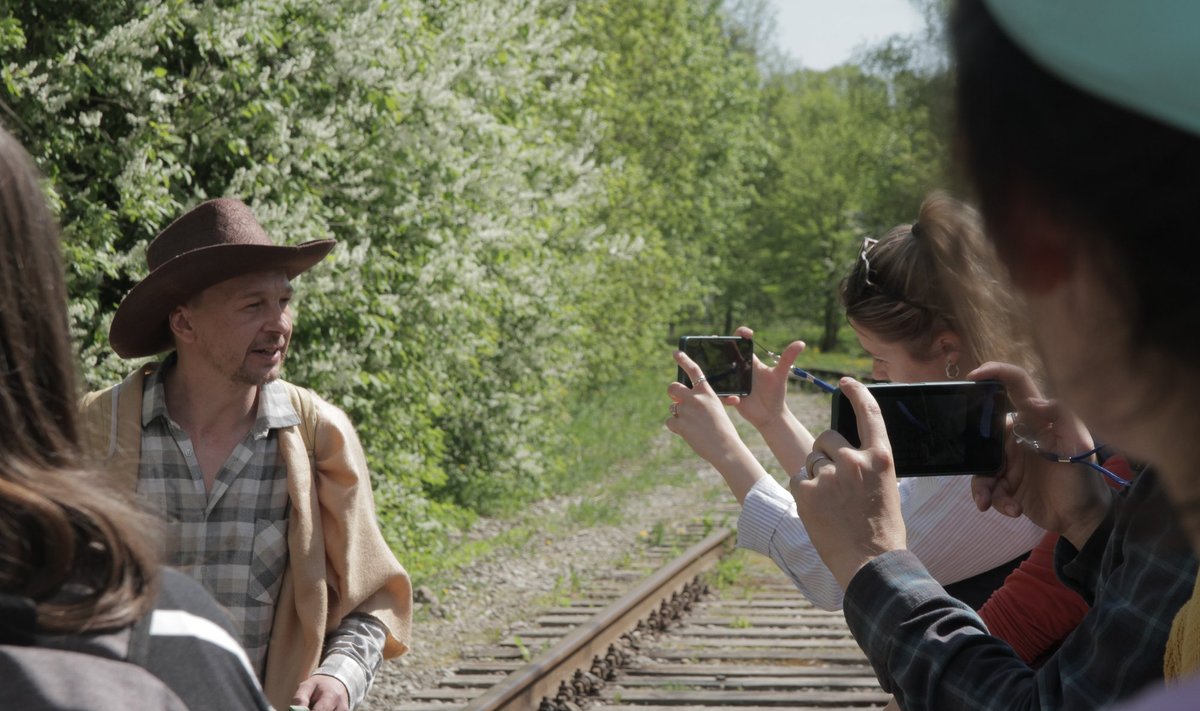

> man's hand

[
  {"left": 968, "top": 362, "right": 1113, "bottom": 549},
  {"left": 292, "top": 674, "right": 350, "bottom": 711},
  {"left": 790, "top": 378, "right": 907, "bottom": 589}
]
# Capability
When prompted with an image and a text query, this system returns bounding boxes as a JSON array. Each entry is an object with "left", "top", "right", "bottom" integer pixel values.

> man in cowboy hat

[{"left": 79, "top": 198, "right": 412, "bottom": 711}]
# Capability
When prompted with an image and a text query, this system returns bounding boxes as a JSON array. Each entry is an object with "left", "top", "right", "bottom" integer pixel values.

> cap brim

[{"left": 109, "top": 240, "right": 335, "bottom": 358}]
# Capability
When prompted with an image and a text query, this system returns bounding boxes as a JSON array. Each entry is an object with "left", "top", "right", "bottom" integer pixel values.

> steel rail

[{"left": 460, "top": 527, "right": 734, "bottom": 711}]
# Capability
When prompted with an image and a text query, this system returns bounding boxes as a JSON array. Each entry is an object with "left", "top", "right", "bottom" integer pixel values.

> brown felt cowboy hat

[{"left": 109, "top": 198, "right": 336, "bottom": 358}]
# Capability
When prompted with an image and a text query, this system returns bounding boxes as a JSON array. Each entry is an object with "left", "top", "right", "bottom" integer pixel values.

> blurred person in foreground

[
  {"left": 79, "top": 198, "right": 412, "bottom": 711},
  {"left": 0, "top": 124, "right": 270, "bottom": 710},
  {"left": 787, "top": 1, "right": 1200, "bottom": 709}
]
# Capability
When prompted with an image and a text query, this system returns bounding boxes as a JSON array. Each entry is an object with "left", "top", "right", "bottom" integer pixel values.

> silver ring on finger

[
  {"left": 806, "top": 452, "right": 833, "bottom": 475},
  {"left": 670, "top": 403, "right": 679, "bottom": 418},
  {"left": 693, "top": 375, "right": 708, "bottom": 386}
]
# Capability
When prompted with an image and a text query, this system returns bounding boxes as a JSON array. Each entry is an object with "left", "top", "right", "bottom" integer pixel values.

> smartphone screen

[
  {"left": 677, "top": 336, "right": 753, "bottom": 396},
  {"left": 831, "top": 381, "right": 1007, "bottom": 476}
]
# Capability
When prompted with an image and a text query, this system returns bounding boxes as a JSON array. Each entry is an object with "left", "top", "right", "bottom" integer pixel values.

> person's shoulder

[
  {"left": 277, "top": 378, "right": 355, "bottom": 428},
  {"left": 79, "top": 363, "right": 158, "bottom": 412},
  {"left": 0, "top": 644, "right": 190, "bottom": 711},
  {"left": 79, "top": 381, "right": 118, "bottom": 412},
  {"left": 146, "top": 570, "right": 271, "bottom": 710}
]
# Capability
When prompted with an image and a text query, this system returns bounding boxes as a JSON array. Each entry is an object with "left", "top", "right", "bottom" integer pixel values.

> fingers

[
  {"left": 673, "top": 350, "right": 714, "bottom": 393},
  {"left": 306, "top": 676, "right": 349, "bottom": 711},
  {"left": 666, "top": 381, "right": 693, "bottom": 401},
  {"left": 986, "top": 476, "right": 1023, "bottom": 518},
  {"left": 971, "top": 473, "right": 999, "bottom": 512},
  {"left": 292, "top": 679, "right": 316, "bottom": 707},
  {"left": 775, "top": 340, "right": 806, "bottom": 374},
  {"left": 734, "top": 325, "right": 754, "bottom": 339},
  {"left": 976, "top": 437, "right": 1025, "bottom": 517},
  {"left": 967, "top": 361, "right": 1043, "bottom": 404},
  {"left": 1025, "top": 397, "right": 1061, "bottom": 421},
  {"left": 838, "top": 378, "right": 891, "bottom": 452}
]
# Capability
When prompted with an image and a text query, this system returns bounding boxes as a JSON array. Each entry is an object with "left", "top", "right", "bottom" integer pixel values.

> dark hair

[
  {"left": 0, "top": 126, "right": 159, "bottom": 633},
  {"left": 951, "top": 0, "right": 1200, "bottom": 362},
  {"left": 840, "top": 191, "right": 1036, "bottom": 373}
]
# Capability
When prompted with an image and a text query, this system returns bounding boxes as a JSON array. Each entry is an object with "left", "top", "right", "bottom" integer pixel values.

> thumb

[
  {"left": 292, "top": 678, "right": 315, "bottom": 706},
  {"left": 776, "top": 340, "right": 806, "bottom": 373}
]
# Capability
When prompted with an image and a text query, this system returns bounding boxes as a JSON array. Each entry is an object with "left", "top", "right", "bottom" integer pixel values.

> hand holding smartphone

[
  {"left": 676, "top": 336, "right": 753, "bottom": 396},
  {"left": 831, "top": 381, "right": 1007, "bottom": 477}
]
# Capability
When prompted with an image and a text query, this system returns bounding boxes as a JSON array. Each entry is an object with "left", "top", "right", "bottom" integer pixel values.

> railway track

[{"left": 395, "top": 518, "right": 888, "bottom": 710}]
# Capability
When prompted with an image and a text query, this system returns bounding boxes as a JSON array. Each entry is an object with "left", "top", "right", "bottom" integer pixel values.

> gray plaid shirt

[{"left": 137, "top": 360, "right": 386, "bottom": 707}]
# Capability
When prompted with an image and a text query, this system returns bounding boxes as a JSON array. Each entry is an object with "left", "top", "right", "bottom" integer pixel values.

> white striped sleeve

[
  {"left": 737, "top": 474, "right": 1046, "bottom": 612},
  {"left": 901, "top": 475, "right": 1046, "bottom": 587},
  {"left": 738, "top": 476, "right": 846, "bottom": 610}
]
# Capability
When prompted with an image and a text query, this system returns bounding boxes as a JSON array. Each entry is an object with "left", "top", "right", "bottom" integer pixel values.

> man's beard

[{"left": 230, "top": 348, "right": 286, "bottom": 386}]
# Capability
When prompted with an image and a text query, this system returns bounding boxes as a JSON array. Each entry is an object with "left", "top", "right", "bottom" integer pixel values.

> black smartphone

[
  {"left": 677, "top": 336, "right": 753, "bottom": 396},
  {"left": 831, "top": 380, "right": 1007, "bottom": 477}
]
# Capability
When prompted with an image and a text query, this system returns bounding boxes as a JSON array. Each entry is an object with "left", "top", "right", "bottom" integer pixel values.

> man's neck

[{"left": 162, "top": 357, "right": 258, "bottom": 438}]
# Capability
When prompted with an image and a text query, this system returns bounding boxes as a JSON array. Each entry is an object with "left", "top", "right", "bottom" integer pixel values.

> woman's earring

[{"left": 945, "top": 359, "right": 960, "bottom": 379}]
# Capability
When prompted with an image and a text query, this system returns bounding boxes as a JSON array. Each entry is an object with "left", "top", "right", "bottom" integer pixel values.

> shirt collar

[{"left": 143, "top": 353, "right": 301, "bottom": 438}]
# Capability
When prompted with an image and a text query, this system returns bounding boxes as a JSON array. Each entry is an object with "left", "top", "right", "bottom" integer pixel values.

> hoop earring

[{"left": 945, "top": 360, "right": 960, "bottom": 379}]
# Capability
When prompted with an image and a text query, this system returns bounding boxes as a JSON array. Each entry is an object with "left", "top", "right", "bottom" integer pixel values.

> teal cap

[{"left": 982, "top": 0, "right": 1200, "bottom": 137}]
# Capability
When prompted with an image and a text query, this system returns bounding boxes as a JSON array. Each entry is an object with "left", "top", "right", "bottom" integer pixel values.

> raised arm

[
  {"left": 667, "top": 349, "right": 773, "bottom": 502},
  {"left": 723, "top": 325, "right": 816, "bottom": 476}
]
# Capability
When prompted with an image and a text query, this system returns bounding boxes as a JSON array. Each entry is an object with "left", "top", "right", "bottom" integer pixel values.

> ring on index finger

[{"left": 693, "top": 375, "right": 708, "bottom": 386}]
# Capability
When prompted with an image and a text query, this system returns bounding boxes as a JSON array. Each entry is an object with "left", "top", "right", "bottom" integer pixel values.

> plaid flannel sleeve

[
  {"left": 315, "top": 613, "right": 388, "bottom": 710},
  {"left": 842, "top": 471, "right": 1197, "bottom": 711}
]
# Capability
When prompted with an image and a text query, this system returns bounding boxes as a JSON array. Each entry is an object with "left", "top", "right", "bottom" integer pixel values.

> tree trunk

[{"left": 820, "top": 291, "right": 841, "bottom": 352}]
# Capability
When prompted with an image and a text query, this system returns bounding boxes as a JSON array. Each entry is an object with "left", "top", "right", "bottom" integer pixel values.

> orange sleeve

[{"left": 978, "top": 531, "right": 1091, "bottom": 667}]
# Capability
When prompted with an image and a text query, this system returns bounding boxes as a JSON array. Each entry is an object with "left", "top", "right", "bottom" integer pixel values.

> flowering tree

[{"left": 1, "top": 0, "right": 767, "bottom": 561}]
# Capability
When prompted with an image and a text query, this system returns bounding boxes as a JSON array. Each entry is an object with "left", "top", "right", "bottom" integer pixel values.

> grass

[
  {"left": 710, "top": 551, "right": 746, "bottom": 591},
  {"left": 411, "top": 361, "right": 709, "bottom": 591},
  {"left": 405, "top": 322, "right": 847, "bottom": 593},
  {"left": 512, "top": 634, "right": 531, "bottom": 662},
  {"left": 549, "top": 362, "right": 697, "bottom": 494}
]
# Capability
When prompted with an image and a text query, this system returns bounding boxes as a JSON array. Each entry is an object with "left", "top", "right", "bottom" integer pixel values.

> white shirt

[{"left": 737, "top": 474, "right": 1046, "bottom": 610}]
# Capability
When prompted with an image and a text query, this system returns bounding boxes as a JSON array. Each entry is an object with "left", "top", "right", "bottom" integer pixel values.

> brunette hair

[
  {"left": 840, "top": 192, "right": 1036, "bottom": 373},
  {"left": 950, "top": 0, "right": 1200, "bottom": 363},
  {"left": 0, "top": 126, "right": 159, "bottom": 633}
]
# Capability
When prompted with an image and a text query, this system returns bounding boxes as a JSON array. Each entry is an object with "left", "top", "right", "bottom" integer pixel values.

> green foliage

[
  {"left": 573, "top": 0, "right": 768, "bottom": 351},
  {"left": 734, "top": 36, "right": 950, "bottom": 353},
  {"left": 2, "top": 0, "right": 768, "bottom": 569}
]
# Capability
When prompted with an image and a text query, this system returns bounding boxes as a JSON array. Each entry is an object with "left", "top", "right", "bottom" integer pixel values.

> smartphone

[
  {"left": 831, "top": 381, "right": 1007, "bottom": 477},
  {"left": 677, "top": 336, "right": 753, "bottom": 396}
]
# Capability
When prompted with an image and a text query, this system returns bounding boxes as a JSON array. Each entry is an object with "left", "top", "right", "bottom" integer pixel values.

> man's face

[{"left": 177, "top": 270, "right": 294, "bottom": 387}]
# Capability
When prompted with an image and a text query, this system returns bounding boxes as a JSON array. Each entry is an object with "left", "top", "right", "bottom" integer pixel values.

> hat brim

[{"left": 109, "top": 240, "right": 336, "bottom": 358}]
